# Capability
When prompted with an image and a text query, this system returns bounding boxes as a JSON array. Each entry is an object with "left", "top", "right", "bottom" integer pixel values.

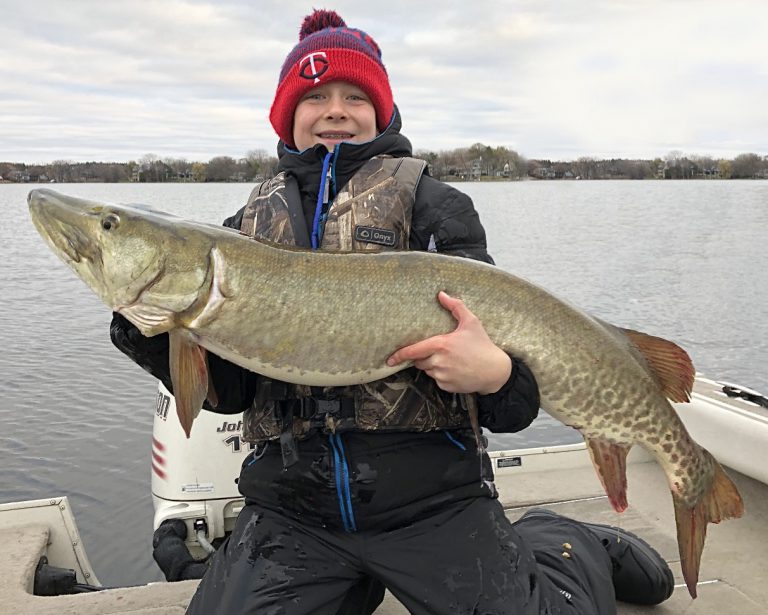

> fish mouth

[
  {"left": 32, "top": 207, "right": 101, "bottom": 265},
  {"left": 29, "top": 190, "right": 102, "bottom": 265}
]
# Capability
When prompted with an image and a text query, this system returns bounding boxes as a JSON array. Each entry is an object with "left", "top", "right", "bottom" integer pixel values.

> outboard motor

[{"left": 151, "top": 383, "right": 251, "bottom": 562}]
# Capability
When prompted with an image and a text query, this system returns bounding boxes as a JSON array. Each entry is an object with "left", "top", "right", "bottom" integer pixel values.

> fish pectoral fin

[
  {"left": 120, "top": 304, "right": 176, "bottom": 336},
  {"left": 169, "top": 330, "right": 210, "bottom": 438},
  {"left": 671, "top": 451, "right": 744, "bottom": 598},
  {"left": 585, "top": 438, "right": 631, "bottom": 512},
  {"left": 206, "top": 368, "right": 219, "bottom": 409},
  {"left": 620, "top": 328, "right": 695, "bottom": 403}
]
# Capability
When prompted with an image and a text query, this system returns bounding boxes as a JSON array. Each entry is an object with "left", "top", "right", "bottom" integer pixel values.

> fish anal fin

[
  {"left": 169, "top": 330, "right": 209, "bottom": 438},
  {"left": 671, "top": 452, "right": 744, "bottom": 598},
  {"left": 586, "top": 438, "right": 630, "bottom": 512},
  {"left": 621, "top": 328, "right": 695, "bottom": 403}
]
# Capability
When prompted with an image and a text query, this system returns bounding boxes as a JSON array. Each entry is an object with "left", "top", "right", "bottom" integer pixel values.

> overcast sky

[{"left": 2, "top": 0, "right": 766, "bottom": 163}]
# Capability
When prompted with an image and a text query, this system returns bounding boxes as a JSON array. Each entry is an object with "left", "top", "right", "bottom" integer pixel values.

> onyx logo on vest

[
  {"left": 354, "top": 225, "right": 397, "bottom": 247},
  {"left": 299, "top": 51, "right": 329, "bottom": 83}
]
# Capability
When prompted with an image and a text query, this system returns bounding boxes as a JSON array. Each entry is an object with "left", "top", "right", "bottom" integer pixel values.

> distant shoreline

[{"left": 2, "top": 147, "right": 766, "bottom": 183}]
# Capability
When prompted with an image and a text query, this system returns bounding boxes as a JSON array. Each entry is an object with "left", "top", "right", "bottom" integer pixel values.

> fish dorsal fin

[{"left": 621, "top": 327, "right": 695, "bottom": 402}]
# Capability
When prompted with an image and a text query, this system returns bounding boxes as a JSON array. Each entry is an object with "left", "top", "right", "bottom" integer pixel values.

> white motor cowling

[{"left": 151, "top": 382, "right": 252, "bottom": 558}]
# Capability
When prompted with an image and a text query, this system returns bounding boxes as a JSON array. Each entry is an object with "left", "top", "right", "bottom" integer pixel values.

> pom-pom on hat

[{"left": 269, "top": 9, "right": 394, "bottom": 148}]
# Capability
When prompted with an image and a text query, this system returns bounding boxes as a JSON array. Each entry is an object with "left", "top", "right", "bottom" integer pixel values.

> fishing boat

[{"left": 1, "top": 374, "right": 767, "bottom": 613}]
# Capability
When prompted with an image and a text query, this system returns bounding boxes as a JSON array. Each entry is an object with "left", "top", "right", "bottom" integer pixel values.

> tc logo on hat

[{"left": 299, "top": 51, "right": 329, "bottom": 83}]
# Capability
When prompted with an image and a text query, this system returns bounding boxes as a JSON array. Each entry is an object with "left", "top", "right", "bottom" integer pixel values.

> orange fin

[
  {"left": 169, "top": 330, "right": 209, "bottom": 438},
  {"left": 671, "top": 452, "right": 744, "bottom": 598},
  {"left": 586, "top": 438, "right": 631, "bottom": 512},
  {"left": 621, "top": 328, "right": 695, "bottom": 403}
]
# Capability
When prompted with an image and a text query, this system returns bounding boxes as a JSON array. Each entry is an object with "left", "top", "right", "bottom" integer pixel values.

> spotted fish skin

[{"left": 28, "top": 188, "right": 743, "bottom": 598}]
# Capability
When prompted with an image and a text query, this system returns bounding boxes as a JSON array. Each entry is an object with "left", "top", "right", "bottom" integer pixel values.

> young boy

[{"left": 112, "top": 9, "right": 674, "bottom": 614}]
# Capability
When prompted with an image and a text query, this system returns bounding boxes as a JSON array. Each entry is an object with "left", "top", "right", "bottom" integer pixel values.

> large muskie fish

[{"left": 28, "top": 188, "right": 742, "bottom": 597}]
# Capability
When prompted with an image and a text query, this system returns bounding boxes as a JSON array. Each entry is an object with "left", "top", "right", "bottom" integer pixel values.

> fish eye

[{"left": 102, "top": 214, "right": 120, "bottom": 231}]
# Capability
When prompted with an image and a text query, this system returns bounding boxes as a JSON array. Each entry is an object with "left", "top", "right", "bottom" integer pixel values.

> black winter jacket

[{"left": 111, "top": 108, "right": 540, "bottom": 435}]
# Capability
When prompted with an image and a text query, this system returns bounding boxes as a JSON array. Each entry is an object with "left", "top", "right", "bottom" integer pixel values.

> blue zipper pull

[
  {"left": 311, "top": 151, "right": 334, "bottom": 250},
  {"left": 323, "top": 163, "right": 331, "bottom": 205}
]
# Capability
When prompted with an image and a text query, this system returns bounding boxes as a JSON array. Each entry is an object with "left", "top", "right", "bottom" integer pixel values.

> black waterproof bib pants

[{"left": 186, "top": 431, "right": 616, "bottom": 615}]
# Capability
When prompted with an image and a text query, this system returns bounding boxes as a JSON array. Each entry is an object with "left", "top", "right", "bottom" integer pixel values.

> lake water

[{"left": 2, "top": 179, "right": 767, "bottom": 586}]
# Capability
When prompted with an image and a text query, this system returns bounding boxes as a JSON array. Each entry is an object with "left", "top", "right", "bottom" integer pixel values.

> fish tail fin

[
  {"left": 169, "top": 330, "right": 212, "bottom": 438},
  {"left": 586, "top": 438, "right": 631, "bottom": 512},
  {"left": 672, "top": 452, "right": 744, "bottom": 599}
]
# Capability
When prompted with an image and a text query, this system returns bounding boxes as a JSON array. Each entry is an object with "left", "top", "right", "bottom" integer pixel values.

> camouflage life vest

[{"left": 238, "top": 156, "right": 473, "bottom": 442}]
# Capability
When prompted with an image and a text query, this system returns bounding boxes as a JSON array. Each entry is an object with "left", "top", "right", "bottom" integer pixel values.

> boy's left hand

[{"left": 386, "top": 291, "right": 512, "bottom": 394}]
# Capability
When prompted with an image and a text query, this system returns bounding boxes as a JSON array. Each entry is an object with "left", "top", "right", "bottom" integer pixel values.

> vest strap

[
  {"left": 279, "top": 403, "right": 299, "bottom": 468},
  {"left": 277, "top": 397, "right": 356, "bottom": 421},
  {"left": 284, "top": 175, "right": 310, "bottom": 247}
]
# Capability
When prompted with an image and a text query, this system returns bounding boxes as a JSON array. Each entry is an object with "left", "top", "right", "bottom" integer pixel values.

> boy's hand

[{"left": 387, "top": 291, "right": 512, "bottom": 394}]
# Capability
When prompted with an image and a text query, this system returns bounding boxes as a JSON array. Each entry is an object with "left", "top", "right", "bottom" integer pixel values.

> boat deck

[
  {"left": 377, "top": 454, "right": 767, "bottom": 614},
  {"left": 2, "top": 452, "right": 765, "bottom": 614}
]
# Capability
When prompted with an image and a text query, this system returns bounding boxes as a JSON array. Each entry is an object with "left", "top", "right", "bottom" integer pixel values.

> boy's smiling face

[{"left": 292, "top": 81, "right": 378, "bottom": 151}]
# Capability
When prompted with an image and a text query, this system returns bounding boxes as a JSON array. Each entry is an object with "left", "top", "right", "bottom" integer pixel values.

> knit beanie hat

[{"left": 269, "top": 9, "right": 394, "bottom": 148}]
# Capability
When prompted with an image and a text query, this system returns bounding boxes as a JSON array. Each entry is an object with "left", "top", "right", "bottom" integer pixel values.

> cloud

[{"left": 2, "top": 0, "right": 766, "bottom": 162}]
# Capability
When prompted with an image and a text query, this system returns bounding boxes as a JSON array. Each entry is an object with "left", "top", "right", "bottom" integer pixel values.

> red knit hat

[{"left": 269, "top": 9, "right": 394, "bottom": 148}]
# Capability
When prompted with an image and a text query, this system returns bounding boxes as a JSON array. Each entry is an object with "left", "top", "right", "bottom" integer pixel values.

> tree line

[
  {"left": 0, "top": 151, "right": 280, "bottom": 184},
  {"left": 2, "top": 146, "right": 766, "bottom": 184}
]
